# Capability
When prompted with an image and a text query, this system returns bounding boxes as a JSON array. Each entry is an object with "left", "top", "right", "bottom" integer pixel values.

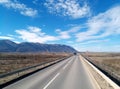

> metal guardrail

[
  {"left": 0, "top": 56, "right": 70, "bottom": 78},
  {"left": 81, "top": 54, "right": 120, "bottom": 86},
  {"left": 0, "top": 61, "right": 50, "bottom": 78}
]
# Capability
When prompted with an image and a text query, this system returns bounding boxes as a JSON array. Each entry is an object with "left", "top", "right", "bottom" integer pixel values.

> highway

[{"left": 4, "top": 55, "right": 96, "bottom": 89}]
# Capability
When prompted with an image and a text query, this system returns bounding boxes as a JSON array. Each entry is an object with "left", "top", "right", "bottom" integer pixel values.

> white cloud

[
  {"left": 59, "top": 32, "right": 70, "bottom": 39},
  {"left": 80, "top": 39, "right": 110, "bottom": 45},
  {"left": 56, "top": 29, "right": 71, "bottom": 39},
  {"left": 44, "top": 0, "right": 90, "bottom": 19},
  {"left": 76, "top": 6, "right": 120, "bottom": 42},
  {"left": 33, "top": 0, "right": 38, "bottom": 4},
  {"left": 78, "top": 45, "right": 120, "bottom": 52},
  {"left": 0, "top": 35, "right": 14, "bottom": 40},
  {"left": 15, "top": 25, "right": 81, "bottom": 43},
  {"left": 56, "top": 26, "right": 81, "bottom": 39},
  {"left": 16, "top": 26, "right": 58, "bottom": 43},
  {"left": 0, "top": 0, "right": 37, "bottom": 17},
  {"left": 0, "top": 0, "right": 9, "bottom": 3},
  {"left": 73, "top": 44, "right": 103, "bottom": 52}
]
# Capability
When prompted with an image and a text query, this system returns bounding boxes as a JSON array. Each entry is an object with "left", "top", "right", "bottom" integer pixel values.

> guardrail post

[{"left": 18, "top": 72, "right": 20, "bottom": 76}]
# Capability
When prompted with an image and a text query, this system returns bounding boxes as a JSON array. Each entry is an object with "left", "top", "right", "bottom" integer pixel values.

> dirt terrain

[
  {"left": 0, "top": 53, "right": 70, "bottom": 74},
  {"left": 82, "top": 52, "right": 120, "bottom": 81}
]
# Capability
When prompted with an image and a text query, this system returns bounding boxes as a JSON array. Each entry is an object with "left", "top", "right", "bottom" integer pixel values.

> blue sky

[{"left": 0, "top": 0, "right": 120, "bottom": 52}]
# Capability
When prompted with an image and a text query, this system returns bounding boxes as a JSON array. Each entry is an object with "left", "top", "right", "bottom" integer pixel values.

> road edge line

[
  {"left": 81, "top": 55, "right": 120, "bottom": 89},
  {"left": 79, "top": 55, "right": 101, "bottom": 89}
]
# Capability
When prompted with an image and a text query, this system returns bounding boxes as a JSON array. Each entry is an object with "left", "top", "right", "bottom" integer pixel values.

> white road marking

[
  {"left": 63, "top": 64, "right": 68, "bottom": 70},
  {"left": 43, "top": 73, "right": 60, "bottom": 89},
  {"left": 63, "top": 59, "right": 73, "bottom": 70},
  {"left": 62, "top": 60, "right": 72, "bottom": 70},
  {"left": 69, "top": 59, "right": 73, "bottom": 63},
  {"left": 68, "top": 60, "right": 71, "bottom": 64}
]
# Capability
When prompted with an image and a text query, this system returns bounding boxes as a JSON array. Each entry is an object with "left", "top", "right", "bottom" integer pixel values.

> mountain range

[{"left": 0, "top": 40, "right": 77, "bottom": 53}]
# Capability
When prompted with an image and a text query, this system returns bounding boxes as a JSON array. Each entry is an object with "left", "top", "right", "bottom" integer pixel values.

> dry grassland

[
  {"left": 0, "top": 53, "right": 70, "bottom": 74},
  {"left": 82, "top": 52, "right": 120, "bottom": 81}
]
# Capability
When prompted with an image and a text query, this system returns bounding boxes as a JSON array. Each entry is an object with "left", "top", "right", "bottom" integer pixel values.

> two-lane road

[{"left": 4, "top": 55, "right": 96, "bottom": 89}]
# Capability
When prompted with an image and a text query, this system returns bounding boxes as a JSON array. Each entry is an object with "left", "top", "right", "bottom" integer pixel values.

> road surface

[{"left": 4, "top": 55, "right": 96, "bottom": 89}]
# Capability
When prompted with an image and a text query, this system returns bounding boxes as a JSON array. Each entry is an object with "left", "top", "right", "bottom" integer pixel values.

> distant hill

[{"left": 0, "top": 40, "right": 77, "bottom": 53}]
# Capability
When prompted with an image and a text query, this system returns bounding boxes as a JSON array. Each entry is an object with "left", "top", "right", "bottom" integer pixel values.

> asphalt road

[{"left": 4, "top": 55, "right": 96, "bottom": 89}]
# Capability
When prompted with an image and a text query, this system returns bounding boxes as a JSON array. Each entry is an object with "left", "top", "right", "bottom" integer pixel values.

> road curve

[{"left": 4, "top": 55, "right": 96, "bottom": 89}]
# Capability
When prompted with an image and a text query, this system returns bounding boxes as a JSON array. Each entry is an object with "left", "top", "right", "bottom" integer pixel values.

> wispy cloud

[
  {"left": 0, "top": 35, "right": 14, "bottom": 40},
  {"left": 0, "top": 0, "right": 37, "bottom": 17},
  {"left": 56, "top": 29, "right": 71, "bottom": 39},
  {"left": 15, "top": 26, "right": 81, "bottom": 43},
  {"left": 44, "top": 0, "right": 90, "bottom": 19},
  {"left": 73, "top": 44, "right": 103, "bottom": 52},
  {"left": 75, "top": 44, "right": 120, "bottom": 52},
  {"left": 80, "top": 39, "right": 110, "bottom": 45},
  {"left": 56, "top": 26, "right": 81, "bottom": 39},
  {"left": 76, "top": 6, "right": 120, "bottom": 42},
  {"left": 16, "top": 26, "right": 58, "bottom": 43}
]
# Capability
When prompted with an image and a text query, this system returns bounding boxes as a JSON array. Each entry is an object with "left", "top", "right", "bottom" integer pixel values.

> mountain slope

[
  {"left": 0, "top": 40, "right": 77, "bottom": 53},
  {"left": 0, "top": 40, "right": 17, "bottom": 52}
]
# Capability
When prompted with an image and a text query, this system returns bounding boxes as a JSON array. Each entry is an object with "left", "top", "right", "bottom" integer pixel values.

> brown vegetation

[
  {"left": 0, "top": 53, "right": 70, "bottom": 74},
  {"left": 82, "top": 52, "right": 120, "bottom": 81}
]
